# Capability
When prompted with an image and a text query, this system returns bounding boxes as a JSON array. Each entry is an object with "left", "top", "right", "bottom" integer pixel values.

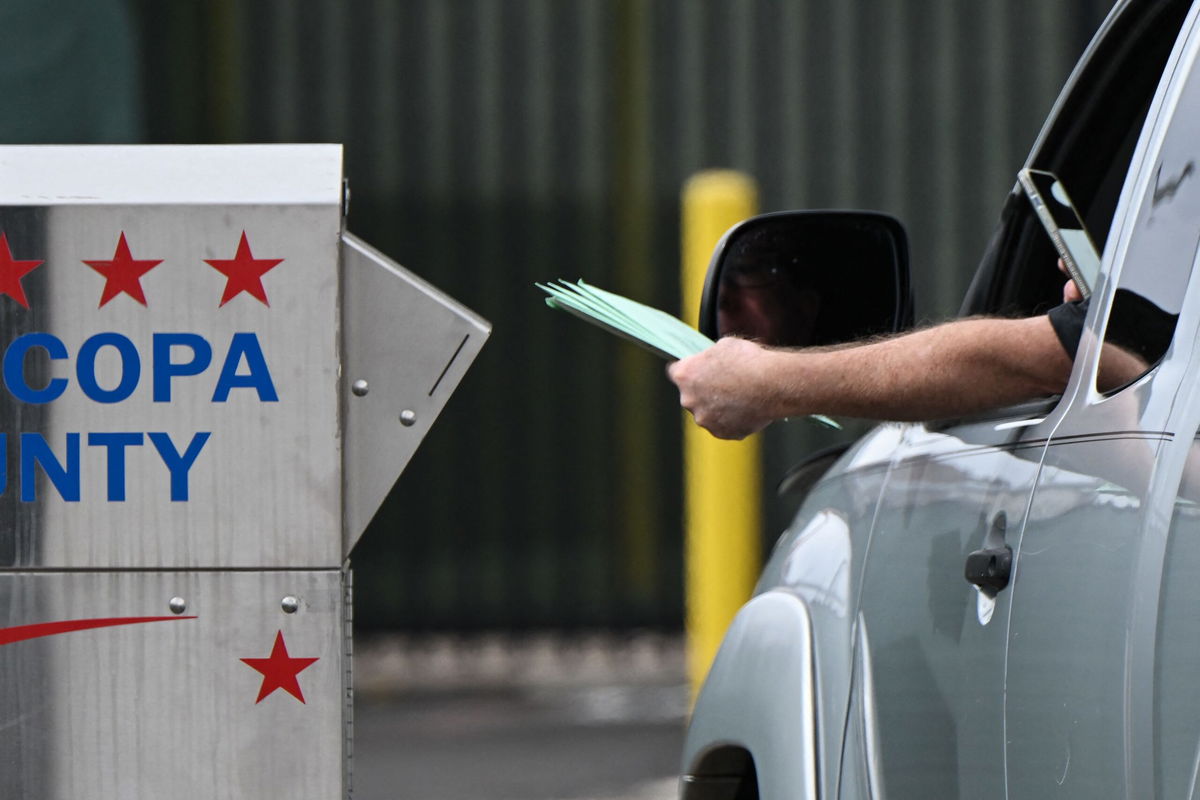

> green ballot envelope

[
  {"left": 536, "top": 279, "right": 840, "bottom": 430},
  {"left": 537, "top": 279, "right": 713, "bottom": 360}
]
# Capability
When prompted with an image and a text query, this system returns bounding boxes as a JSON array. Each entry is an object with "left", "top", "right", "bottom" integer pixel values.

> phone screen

[{"left": 1020, "top": 169, "right": 1102, "bottom": 299}]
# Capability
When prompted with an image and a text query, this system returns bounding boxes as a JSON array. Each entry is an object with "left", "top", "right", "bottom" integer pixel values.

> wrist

[{"left": 757, "top": 347, "right": 810, "bottom": 421}]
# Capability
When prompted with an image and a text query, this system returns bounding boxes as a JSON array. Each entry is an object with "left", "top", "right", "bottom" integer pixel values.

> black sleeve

[
  {"left": 1046, "top": 290, "right": 1178, "bottom": 366},
  {"left": 1047, "top": 298, "right": 1089, "bottom": 359}
]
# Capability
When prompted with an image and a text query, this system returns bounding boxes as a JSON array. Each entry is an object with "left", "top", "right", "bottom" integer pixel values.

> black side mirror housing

[{"left": 699, "top": 211, "right": 914, "bottom": 347}]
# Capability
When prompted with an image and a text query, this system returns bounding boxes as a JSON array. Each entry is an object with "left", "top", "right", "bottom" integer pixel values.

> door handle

[
  {"left": 964, "top": 511, "right": 1012, "bottom": 596},
  {"left": 964, "top": 546, "right": 1012, "bottom": 594}
]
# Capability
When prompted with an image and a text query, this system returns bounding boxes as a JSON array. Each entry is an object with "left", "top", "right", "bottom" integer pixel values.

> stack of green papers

[
  {"left": 537, "top": 279, "right": 713, "bottom": 360},
  {"left": 536, "top": 279, "right": 840, "bottom": 430}
]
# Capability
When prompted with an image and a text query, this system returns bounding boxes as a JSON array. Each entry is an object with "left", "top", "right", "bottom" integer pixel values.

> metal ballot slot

[
  {"left": 340, "top": 233, "right": 489, "bottom": 553},
  {"left": 0, "top": 145, "right": 490, "bottom": 799}
]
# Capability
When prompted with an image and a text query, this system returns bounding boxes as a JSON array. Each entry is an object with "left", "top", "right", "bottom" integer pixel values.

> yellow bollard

[{"left": 680, "top": 170, "right": 760, "bottom": 699}]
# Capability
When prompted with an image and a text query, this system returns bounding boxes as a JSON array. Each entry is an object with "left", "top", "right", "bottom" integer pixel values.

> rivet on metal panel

[
  {"left": 168, "top": 597, "right": 187, "bottom": 615},
  {"left": 399, "top": 409, "right": 417, "bottom": 427},
  {"left": 281, "top": 596, "right": 300, "bottom": 614},
  {"left": 351, "top": 379, "right": 369, "bottom": 397}
]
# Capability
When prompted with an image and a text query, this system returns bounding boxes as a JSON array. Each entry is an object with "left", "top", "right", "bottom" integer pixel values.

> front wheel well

[{"left": 681, "top": 745, "right": 759, "bottom": 800}]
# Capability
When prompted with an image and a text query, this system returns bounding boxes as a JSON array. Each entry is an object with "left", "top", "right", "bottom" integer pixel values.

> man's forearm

[
  {"left": 667, "top": 315, "right": 1076, "bottom": 439},
  {"left": 763, "top": 316, "right": 1074, "bottom": 421}
]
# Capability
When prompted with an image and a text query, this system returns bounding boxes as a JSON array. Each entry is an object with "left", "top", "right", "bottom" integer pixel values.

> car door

[
  {"left": 839, "top": 1, "right": 1195, "bottom": 797},
  {"left": 839, "top": 413, "right": 1052, "bottom": 800},
  {"left": 1005, "top": 4, "right": 1200, "bottom": 796}
]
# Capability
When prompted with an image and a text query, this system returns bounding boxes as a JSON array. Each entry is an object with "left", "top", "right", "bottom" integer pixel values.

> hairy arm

[{"left": 667, "top": 315, "right": 1074, "bottom": 439}]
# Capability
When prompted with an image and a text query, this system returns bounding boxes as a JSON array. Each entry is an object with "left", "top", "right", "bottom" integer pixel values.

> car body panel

[
  {"left": 682, "top": 591, "right": 819, "bottom": 800},
  {"left": 844, "top": 418, "right": 1048, "bottom": 799},
  {"left": 743, "top": 429, "right": 896, "bottom": 799}
]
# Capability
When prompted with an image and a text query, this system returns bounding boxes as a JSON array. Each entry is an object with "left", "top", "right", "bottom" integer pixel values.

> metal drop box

[{"left": 0, "top": 145, "right": 490, "bottom": 798}]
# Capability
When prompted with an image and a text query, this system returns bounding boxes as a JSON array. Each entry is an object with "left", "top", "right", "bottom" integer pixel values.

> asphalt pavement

[{"left": 352, "top": 633, "right": 688, "bottom": 800}]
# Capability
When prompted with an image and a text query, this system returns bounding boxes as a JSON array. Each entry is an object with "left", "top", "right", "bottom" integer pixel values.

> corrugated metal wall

[{"left": 131, "top": 0, "right": 1113, "bottom": 630}]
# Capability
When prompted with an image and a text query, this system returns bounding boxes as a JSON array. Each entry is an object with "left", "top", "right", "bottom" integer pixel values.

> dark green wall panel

[{"left": 125, "top": 0, "right": 1113, "bottom": 630}]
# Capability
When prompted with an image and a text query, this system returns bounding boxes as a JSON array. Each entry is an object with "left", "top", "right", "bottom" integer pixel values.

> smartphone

[{"left": 1018, "top": 168, "right": 1102, "bottom": 299}]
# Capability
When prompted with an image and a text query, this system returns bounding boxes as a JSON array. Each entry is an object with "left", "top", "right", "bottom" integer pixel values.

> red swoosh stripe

[{"left": 0, "top": 616, "right": 196, "bottom": 646}]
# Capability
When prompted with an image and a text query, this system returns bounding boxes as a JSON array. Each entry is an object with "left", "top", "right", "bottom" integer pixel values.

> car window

[{"left": 962, "top": 0, "right": 1193, "bottom": 322}]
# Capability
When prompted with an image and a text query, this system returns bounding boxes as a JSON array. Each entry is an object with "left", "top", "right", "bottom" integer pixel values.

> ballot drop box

[{"left": 0, "top": 146, "right": 489, "bottom": 798}]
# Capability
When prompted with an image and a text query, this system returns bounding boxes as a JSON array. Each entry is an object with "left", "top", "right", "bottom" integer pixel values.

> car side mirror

[{"left": 698, "top": 211, "right": 914, "bottom": 347}]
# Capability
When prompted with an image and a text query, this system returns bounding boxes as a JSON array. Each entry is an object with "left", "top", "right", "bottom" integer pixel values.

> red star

[
  {"left": 82, "top": 232, "right": 163, "bottom": 307},
  {"left": 240, "top": 631, "right": 319, "bottom": 704},
  {"left": 0, "top": 232, "right": 43, "bottom": 309},
  {"left": 204, "top": 232, "right": 283, "bottom": 307}
]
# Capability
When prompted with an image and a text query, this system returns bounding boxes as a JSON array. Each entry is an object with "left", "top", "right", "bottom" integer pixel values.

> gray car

[{"left": 681, "top": 0, "right": 1200, "bottom": 797}]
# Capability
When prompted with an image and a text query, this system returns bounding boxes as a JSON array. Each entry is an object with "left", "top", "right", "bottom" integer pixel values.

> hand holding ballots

[{"left": 537, "top": 279, "right": 840, "bottom": 430}]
